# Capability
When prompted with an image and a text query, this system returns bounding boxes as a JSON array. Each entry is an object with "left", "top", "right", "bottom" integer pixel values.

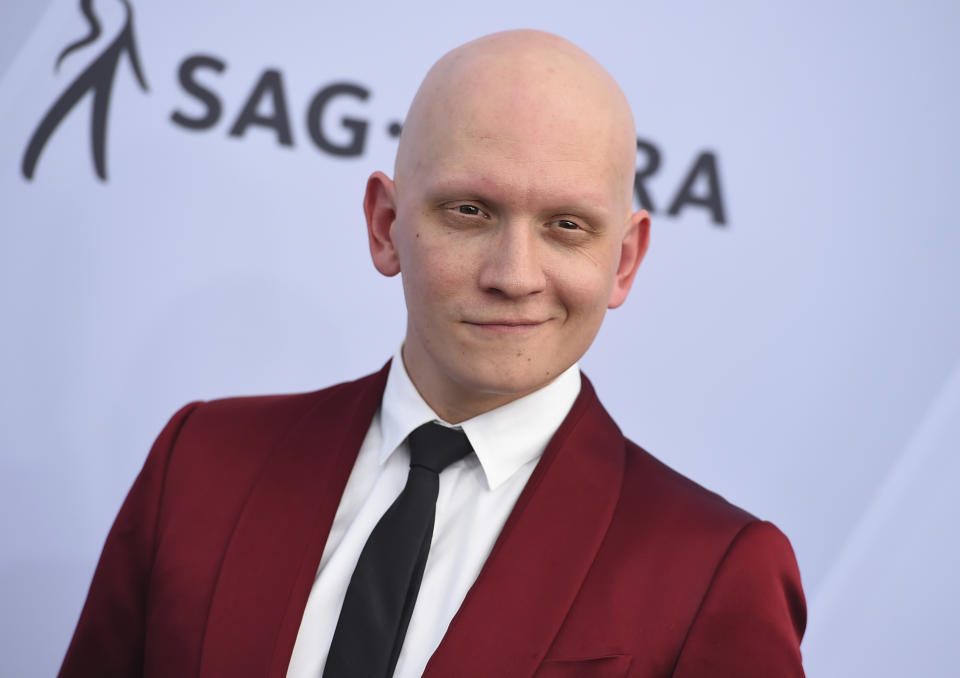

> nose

[{"left": 477, "top": 222, "right": 547, "bottom": 299}]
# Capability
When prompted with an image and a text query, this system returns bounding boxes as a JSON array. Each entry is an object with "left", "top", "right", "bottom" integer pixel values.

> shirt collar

[{"left": 379, "top": 348, "right": 581, "bottom": 491}]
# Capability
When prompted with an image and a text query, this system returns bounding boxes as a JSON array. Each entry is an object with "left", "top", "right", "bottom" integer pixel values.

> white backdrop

[{"left": 1, "top": 1, "right": 958, "bottom": 675}]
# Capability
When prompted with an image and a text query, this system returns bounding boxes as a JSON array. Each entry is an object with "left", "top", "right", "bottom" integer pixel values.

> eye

[
  {"left": 554, "top": 219, "right": 581, "bottom": 230},
  {"left": 457, "top": 204, "right": 484, "bottom": 216}
]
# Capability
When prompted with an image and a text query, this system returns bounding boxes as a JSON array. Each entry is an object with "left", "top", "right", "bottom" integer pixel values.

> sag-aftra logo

[
  {"left": 22, "top": 0, "right": 147, "bottom": 181},
  {"left": 21, "top": 0, "right": 727, "bottom": 225}
]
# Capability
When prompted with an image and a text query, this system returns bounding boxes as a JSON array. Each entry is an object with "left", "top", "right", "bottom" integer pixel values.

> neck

[{"left": 400, "top": 348, "right": 542, "bottom": 424}]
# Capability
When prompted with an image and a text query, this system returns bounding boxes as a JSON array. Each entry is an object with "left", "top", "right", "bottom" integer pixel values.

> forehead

[
  {"left": 411, "top": 100, "right": 629, "bottom": 213},
  {"left": 397, "top": 41, "right": 637, "bottom": 213},
  {"left": 421, "top": 139, "right": 620, "bottom": 213}
]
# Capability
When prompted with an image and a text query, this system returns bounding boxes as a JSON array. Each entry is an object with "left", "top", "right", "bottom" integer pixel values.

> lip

[{"left": 463, "top": 319, "right": 547, "bottom": 334}]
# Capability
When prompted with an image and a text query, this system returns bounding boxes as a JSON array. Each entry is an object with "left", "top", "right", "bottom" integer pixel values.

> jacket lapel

[
  {"left": 198, "top": 364, "right": 390, "bottom": 678},
  {"left": 423, "top": 376, "right": 626, "bottom": 678}
]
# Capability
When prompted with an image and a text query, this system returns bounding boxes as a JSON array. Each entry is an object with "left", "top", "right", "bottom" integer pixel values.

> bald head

[
  {"left": 395, "top": 30, "right": 638, "bottom": 214},
  {"left": 363, "top": 30, "right": 650, "bottom": 420}
]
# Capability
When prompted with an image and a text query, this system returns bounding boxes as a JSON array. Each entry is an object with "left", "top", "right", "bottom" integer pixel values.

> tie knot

[{"left": 407, "top": 422, "right": 473, "bottom": 474}]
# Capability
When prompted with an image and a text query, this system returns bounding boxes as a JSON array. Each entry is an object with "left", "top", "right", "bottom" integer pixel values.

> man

[{"left": 59, "top": 30, "right": 806, "bottom": 678}]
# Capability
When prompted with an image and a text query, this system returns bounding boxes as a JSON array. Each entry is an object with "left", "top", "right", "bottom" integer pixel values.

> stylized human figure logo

[{"left": 22, "top": 0, "right": 148, "bottom": 181}]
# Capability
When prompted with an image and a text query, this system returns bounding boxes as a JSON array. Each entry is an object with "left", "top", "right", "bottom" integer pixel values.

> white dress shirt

[{"left": 286, "top": 351, "right": 581, "bottom": 678}]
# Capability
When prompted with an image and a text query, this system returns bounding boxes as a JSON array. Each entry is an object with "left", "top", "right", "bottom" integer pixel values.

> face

[{"left": 365, "top": 45, "right": 649, "bottom": 421}]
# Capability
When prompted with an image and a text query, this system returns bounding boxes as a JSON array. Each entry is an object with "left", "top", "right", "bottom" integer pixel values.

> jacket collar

[
  {"left": 197, "top": 364, "right": 625, "bottom": 678},
  {"left": 422, "top": 374, "right": 625, "bottom": 677},
  {"left": 199, "top": 363, "right": 390, "bottom": 678}
]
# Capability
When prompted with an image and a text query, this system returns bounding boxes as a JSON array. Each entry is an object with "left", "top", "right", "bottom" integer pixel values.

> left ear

[
  {"left": 364, "top": 171, "right": 402, "bottom": 277},
  {"left": 608, "top": 209, "right": 651, "bottom": 309}
]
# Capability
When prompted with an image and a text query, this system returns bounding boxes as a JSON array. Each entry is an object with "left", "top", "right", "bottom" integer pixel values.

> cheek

[
  {"left": 401, "top": 236, "right": 472, "bottom": 309},
  {"left": 550, "top": 254, "right": 618, "bottom": 321}
]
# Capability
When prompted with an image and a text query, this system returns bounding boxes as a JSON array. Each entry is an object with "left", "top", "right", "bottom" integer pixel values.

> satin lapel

[
  {"left": 423, "top": 376, "right": 626, "bottom": 678},
  {"left": 197, "top": 364, "right": 390, "bottom": 678}
]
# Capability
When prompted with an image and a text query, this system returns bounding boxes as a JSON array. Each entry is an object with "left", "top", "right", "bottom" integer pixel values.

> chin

[{"left": 452, "top": 357, "right": 565, "bottom": 398}]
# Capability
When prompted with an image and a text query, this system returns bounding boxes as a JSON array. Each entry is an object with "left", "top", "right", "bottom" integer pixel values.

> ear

[
  {"left": 364, "top": 171, "right": 402, "bottom": 277},
  {"left": 608, "top": 209, "right": 651, "bottom": 309}
]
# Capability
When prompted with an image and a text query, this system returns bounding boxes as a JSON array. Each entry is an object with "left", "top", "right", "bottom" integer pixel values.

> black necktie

[{"left": 323, "top": 422, "right": 473, "bottom": 678}]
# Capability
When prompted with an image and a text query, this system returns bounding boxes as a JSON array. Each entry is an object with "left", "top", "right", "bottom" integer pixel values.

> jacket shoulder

[
  {"left": 156, "top": 367, "right": 388, "bottom": 509},
  {"left": 585, "top": 439, "right": 805, "bottom": 675},
  {"left": 174, "top": 367, "right": 386, "bottom": 453},
  {"left": 621, "top": 438, "right": 755, "bottom": 528},
  {"left": 191, "top": 370, "right": 380, "bottom": 436}
]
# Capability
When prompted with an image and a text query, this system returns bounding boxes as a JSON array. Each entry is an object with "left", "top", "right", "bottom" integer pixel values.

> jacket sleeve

[
  {"left": 58, "top": 402, "right": 201, "bottom": 678},
  {"left": 672, "top": 520, "right": 807, "bottom": 678}
]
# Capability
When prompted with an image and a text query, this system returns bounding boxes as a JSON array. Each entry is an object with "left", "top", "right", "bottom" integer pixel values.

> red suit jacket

[{"left": 59, "top": 364, "right": 806, "bottom": 677}]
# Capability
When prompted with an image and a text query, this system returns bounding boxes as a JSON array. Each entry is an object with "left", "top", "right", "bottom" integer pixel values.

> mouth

[{"left": 462, "top": 319, "right": 548, "bottom": 334}]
